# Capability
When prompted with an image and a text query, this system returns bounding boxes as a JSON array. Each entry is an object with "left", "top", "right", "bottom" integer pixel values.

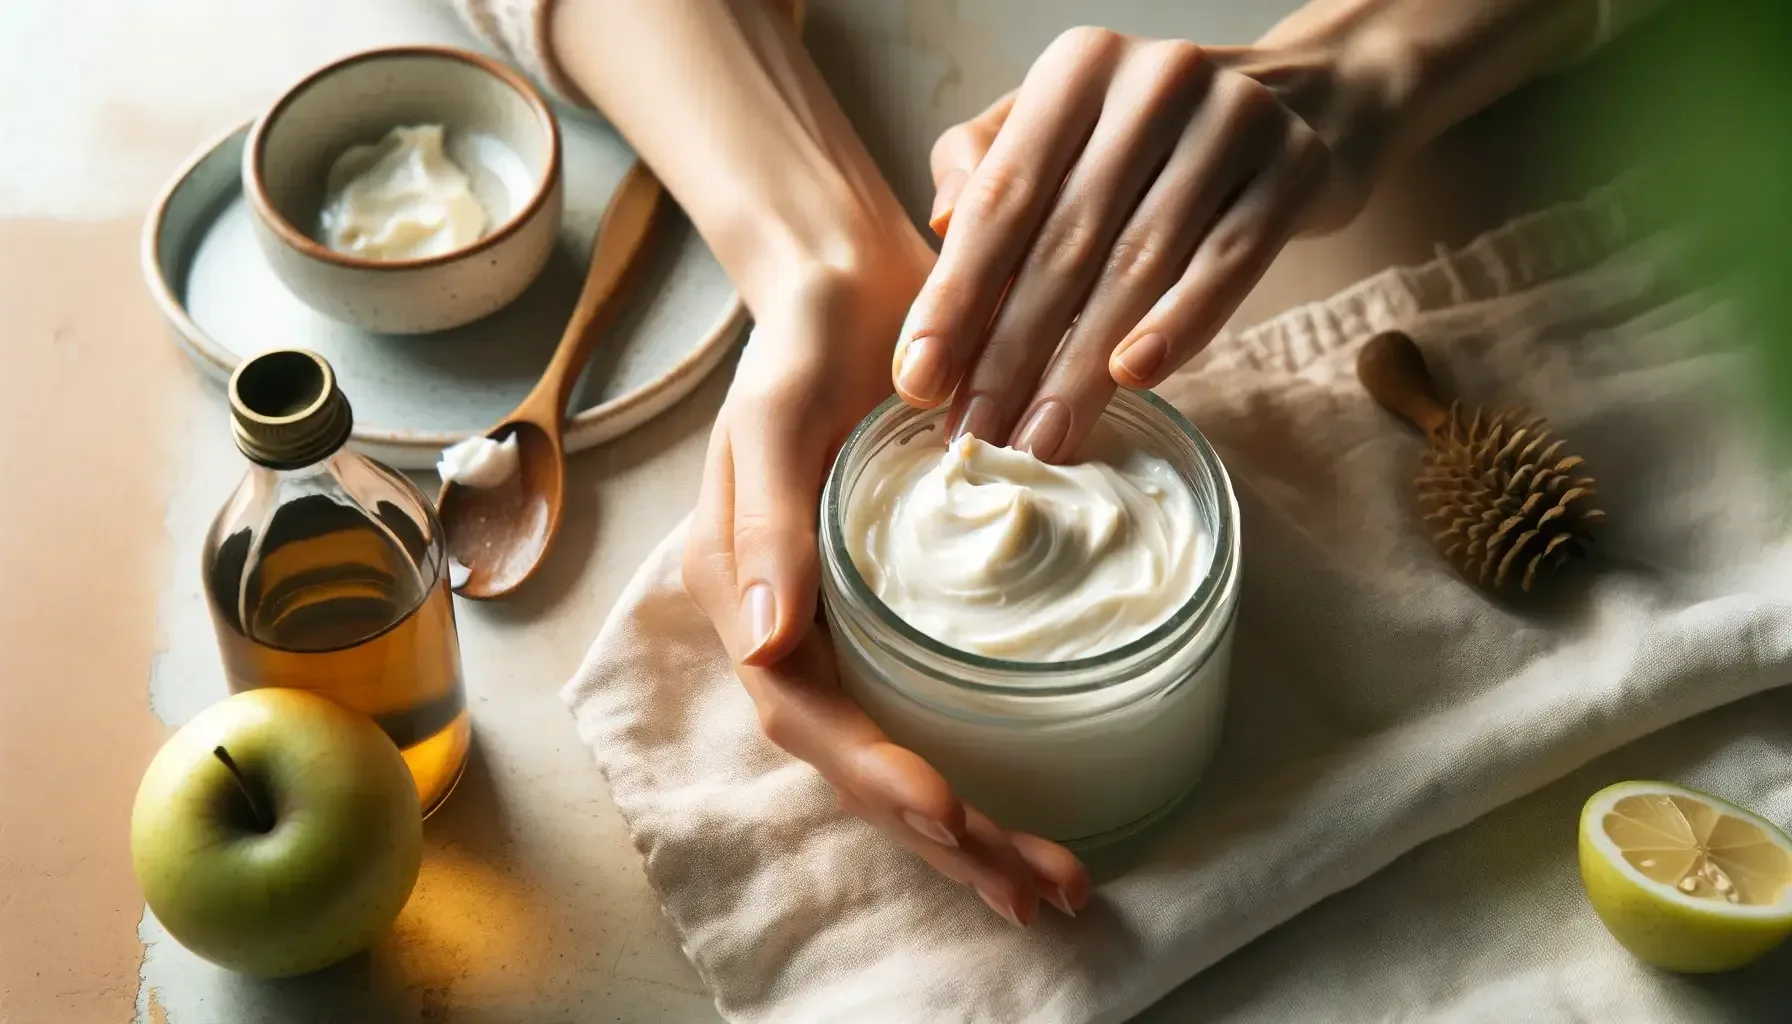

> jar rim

[{"left": 820, "top": 389, "right": 1240, "bottom": 692}]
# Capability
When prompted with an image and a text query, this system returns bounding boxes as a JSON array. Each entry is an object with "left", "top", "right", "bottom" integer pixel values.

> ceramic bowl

[{"left": 244, "top": 46, "right": 563, "bottom": 334}]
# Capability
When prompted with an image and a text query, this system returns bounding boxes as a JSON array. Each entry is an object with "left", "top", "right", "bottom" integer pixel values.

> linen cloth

[
  {"left": 1144, "top": 685, "right": 1792, "bottom": 1022},
  {"left": 562, "top": 175, "right": 1792, "bottom": 1023}
]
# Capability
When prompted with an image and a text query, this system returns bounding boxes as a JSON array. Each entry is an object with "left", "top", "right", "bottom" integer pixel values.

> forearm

[
  {"left": 1232, "top": 0, "right": 1604, "bottom": 196},
  {"left": 547, "top": 0, "right": 913, "bottom": 312},
  {"left": 1286, "top": 0, "right": 1598, "bottom": 159}
]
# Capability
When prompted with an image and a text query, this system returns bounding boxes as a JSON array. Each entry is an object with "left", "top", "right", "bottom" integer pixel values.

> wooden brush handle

[{"left": 1356, "top": 331, "right": 1451, "bottom": 436}]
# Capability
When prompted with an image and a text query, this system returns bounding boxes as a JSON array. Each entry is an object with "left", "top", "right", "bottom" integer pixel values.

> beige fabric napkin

[
  {"left": 1145, "top": 686, "right": 1792, "bottom": 1021},
  {"left": 562, "top": 176, "right": 1792, "bottom": 1023}
]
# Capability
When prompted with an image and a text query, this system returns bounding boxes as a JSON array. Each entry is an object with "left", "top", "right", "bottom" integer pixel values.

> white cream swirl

[
  {"left": 845, "top": 431, "right": 1206, "bottom": 661},
  {"left": 319, "top": 124, "right": 488, "bottom": 260}
]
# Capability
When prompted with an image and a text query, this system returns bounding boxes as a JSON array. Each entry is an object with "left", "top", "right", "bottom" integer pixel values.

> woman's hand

[
  {"left": 895, "top": 27, "right": 1366, "bottom": 461},
  {"left": 681, "top": 259, "right": 1090, "bottom": 925},
  {"left": 539, "top": 0, "right": 1104, "bottom": 925},
  {"left": 901, "top": 0, "right": 1612, "bottom": 460}
]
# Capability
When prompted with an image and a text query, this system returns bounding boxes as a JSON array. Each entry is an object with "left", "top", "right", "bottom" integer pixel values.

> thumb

[
  {"left": 928, "top": 91, "right": 1015, "bottom": 237},
  {"left": 729, "top": 408, "right": 831, "bottom": 668}
]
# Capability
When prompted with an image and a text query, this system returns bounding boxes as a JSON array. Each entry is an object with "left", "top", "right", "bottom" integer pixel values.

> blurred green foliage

[{"left": 1576, "top": 0, "right": 1792, "bottom": 437}]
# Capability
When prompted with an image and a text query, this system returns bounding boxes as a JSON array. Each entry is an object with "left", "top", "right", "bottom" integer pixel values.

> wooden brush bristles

[
  {"left": 1356, "top": 330, "right": 1605, "bottom": 594},
  {"left": 1417, "top": 402, "right": 1604, "bottom": 591}
]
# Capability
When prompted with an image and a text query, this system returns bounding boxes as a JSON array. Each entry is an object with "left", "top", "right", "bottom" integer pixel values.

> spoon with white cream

[{"left": 435, "top": 162, "right": 662, "bottom": 599}]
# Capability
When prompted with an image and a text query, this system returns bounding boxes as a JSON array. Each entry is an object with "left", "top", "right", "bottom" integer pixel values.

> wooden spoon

[{"left": 437, "top": 162, "right": 663, "bottom": 600}]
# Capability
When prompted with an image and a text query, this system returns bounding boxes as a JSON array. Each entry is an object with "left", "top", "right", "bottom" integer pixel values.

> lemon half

[{"left": 1579, "top": 781, "right": 1792, "bottom": 972}]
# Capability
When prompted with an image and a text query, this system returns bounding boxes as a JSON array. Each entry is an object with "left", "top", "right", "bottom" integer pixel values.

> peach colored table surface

[{"left": 0, "top": 1, "right": 1624, "bottom": 1021}]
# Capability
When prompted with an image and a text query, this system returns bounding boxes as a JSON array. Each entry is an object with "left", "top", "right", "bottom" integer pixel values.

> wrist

[
  {"left": 1218, "top": 30, "right": 1417, "bottom": 229},
  {"left": 544, "top": 0, "right": 924, "bottom": 322},
  {"left": 1253, "top": 0, "right": 1602, "bottom": 179},
  {"left": 1250, "top": 2, "right": 1418, "bottom": 159},
  {"left": 1308, "top": 31, "right": 1414, "bottom": 198},
  {"left": 718, "top": 183, "right": 932, "bottom": 324}
]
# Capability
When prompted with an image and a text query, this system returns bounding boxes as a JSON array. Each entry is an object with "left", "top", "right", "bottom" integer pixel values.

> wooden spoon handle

[
  {"left": 523, "top": 161, "right": 664, "bottom": 423},
  {"left": 1356, "top": 330, "right": 1452, "bottom": 436}
]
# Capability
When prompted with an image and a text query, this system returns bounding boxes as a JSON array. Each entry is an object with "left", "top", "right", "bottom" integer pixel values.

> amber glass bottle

[{"left": 203, "top": 349, "right": 470, "bottom": 815}]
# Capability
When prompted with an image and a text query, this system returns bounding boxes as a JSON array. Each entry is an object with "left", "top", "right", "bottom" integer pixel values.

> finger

[
  {"left": 895, "top": 27, "right": 1124, "bottom": 408},
  {"left": 729, "top": 402, "right": 832, "bottom": 667},
  {"left": 948, "top": 40, "right": 1212, "bottom": 445},
  {"left": 893, "top": 803, "right": 1043, "bottom": 926},
  {"left": 834, "top": 743, "right": 1052, "bottom": 922},
  {"left": 834, "top": 746, "right": 1042, "bottom": 917},
  {"left": 1008, "top": 75, "right": 1286, "bottom": 460},
  {"left": 738, "top": 637, "right": 1043, "bottom": 917},
  {"left": 844, "top": 740, "right": 967, "bottom": 843},
  {"left": 738, "top": 636, "right": 968, "bottom": 842},
  {"left": 680, "top": 420, "right": 737, "bottom": 616},
  {"left": 1009, "top": 832, "right": 1091, "bottom": 916},
  {"left": 742, "top": 643, "right": 1041, "bottom": 923},
  {"left": 956, "top": 806, "right": 1042, "bottom": 925},
  {"left": 1112, "top": 119, "right": 1329, "bottom": 387},
  {"left": 929, "top": 91, "right": 1016, "bottom": 236}
]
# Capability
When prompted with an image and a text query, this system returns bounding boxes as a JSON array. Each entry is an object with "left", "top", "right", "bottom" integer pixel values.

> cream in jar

[
  {"left": 318, "top": 124, "right": 488, "bottom": 260},
  {"left": 821, "top": 393, "right": 1239, "bottom": 846},
  {"left": 847, "top": 433, "right": 1205, "bottom": 662}
]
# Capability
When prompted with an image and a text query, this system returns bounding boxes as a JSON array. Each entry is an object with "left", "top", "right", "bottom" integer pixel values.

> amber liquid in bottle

[
  {"left": 207, "top": 491, "right": 470, "bottom": 814},
  {"left": 207, "top": 349, "right": 470, "bottom": 816}
]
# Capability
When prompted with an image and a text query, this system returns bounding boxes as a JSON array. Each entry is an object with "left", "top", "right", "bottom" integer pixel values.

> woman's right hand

[{"left": 680, "top": 257, "right": 1090, "bottom": 925}]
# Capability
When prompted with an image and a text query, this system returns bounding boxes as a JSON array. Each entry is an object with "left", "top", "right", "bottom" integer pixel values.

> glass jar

[
  {"left": 204, "top": 349, "right": 471, "bottom": 816},
  {"left": 819, "top": 390, "right": 1240, "bottom": 848}
]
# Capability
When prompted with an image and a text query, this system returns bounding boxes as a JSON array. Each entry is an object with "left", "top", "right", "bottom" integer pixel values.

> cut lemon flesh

[
  {"left": 1605, "top": 791, "right": 1790, "bottom": 904},
  {"left": 1580, "top": 781, "right": 1792, "bottom": 972}
]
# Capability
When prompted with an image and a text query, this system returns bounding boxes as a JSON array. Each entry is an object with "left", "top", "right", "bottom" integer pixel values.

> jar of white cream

[{"left": 820, "top": 390, "right": 1240, "bottom": 848}]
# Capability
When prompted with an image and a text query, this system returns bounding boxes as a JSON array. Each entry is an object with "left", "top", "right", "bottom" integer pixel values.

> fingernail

[
  {"left": 741, "top": 583, "right": 777, "bottom": 660},
  {"left": 930, "top": 170, "right": 967, "bottom": 235},
  {"left": 896, "top": 335, "right": 952, "bottom": 405},
  {"left": 977, "top": 885, "right": 1026, "bottom": 928},
  {"left": 901, "top": 811, "right": 959, "bottom": 848},
  {"left": 891, "top": 306, "right": 919, "bottom": 376},
  {"left": 952, "top": 394, "right": 997, "bottom": 443},
  {"left": 1114, "top": 332, "right": 1169, "bottom": 386},
  {"left": 1013, "top": 400, "right": 1070, "bottom": 461},
  {"left": 1044, "top": 886, "right": 1077, "bottom": 917}
]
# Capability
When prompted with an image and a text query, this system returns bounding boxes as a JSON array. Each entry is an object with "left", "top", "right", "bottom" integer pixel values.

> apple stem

[{"left": 212, "top": 745, "right": 272, "bottom": 832}]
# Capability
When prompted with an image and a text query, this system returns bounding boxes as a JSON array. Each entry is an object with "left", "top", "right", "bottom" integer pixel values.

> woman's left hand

[
  {"left": 681, "top": 255, "right": 1091, "bottom": 925},
  {"left": 895, "top": 27, "right": 1366, "bottom": 461}
]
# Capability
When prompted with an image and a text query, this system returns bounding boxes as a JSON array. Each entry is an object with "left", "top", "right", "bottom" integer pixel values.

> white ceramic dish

[
  {"left": 244, "top": 46, "right": 564, "bottom": 334},
  {"left": 144, "top": 118, "right": 746, "bottom": 471}
]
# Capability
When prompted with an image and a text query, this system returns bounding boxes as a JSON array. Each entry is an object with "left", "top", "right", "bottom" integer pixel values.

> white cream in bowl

[
  {"left": 244, "top": 46, "right": 564, "bottom": 333},
  {"left": 319, "top": 124, "right": 489, "bottom": 261}
]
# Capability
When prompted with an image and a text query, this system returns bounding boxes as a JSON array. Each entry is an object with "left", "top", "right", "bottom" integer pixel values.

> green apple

[{"left": 130, "top": 688, "right": 423, "bottom": 978}]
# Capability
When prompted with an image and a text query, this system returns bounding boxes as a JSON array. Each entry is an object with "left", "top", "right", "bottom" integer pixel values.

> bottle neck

[
  {"left": 236, "top": 426, "right": 351, "bottom": 472},
  {"left": 239, "top": 448, "right": 352, "bottom": 501},
  {"left": 228, "top": 349, "right": 354, "bottom": 469}
]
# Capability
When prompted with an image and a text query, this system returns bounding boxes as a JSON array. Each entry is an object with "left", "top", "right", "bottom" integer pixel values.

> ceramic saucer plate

[{"left": 143, "top": 113, "right": 745, "bottom": 470}]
